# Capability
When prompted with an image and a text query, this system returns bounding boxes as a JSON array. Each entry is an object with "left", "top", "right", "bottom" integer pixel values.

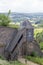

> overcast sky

[{"left": 0, "top": 0, "right": 43, "bottom": 13}]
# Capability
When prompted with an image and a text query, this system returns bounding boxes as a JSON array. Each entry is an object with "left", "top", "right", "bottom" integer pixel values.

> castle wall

[{"left": 20, "top": 41, "right": 42, "bottom": 57}]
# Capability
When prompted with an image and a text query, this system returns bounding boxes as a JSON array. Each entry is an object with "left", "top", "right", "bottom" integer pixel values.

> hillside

[{"left": 0, "top": 12, "right": 43, "bottom": 24}]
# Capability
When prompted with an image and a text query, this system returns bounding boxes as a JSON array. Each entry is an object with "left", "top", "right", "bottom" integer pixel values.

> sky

[{"left": 0, "top": 0, "right": 43, "bottom": 13}]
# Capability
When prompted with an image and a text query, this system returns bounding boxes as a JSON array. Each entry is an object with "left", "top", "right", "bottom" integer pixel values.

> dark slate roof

[
  {"left": 0, "top": 26, "right": 18, "bottom": 46},
  {"left": 21, "top": 20, "right": 34, "bottom": 29}
]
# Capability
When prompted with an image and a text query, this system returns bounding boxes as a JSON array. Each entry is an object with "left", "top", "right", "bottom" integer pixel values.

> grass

[
  {"left": 32, "top": 24, "right": 38, "bottom": 28},
  {"left": 10, "top": 61, "right": 26, "bottom": 65},
  {"left": 0, "top": 59, "right": 25, "bottom": 65},
  {"left": 8, "top": 23, "right": 20, "bottom": 29},
  {"left": 34, "top": 28, "right": 43, "bottom": 38},
  {"left": 0, "top": 55, "right": 26, "bottom": 65},
  {"left": 25, "top": 56, "right": 43, "bottom": 65},
  {"left": 0, "top": 55, "right": 25, "bottom": 65}
]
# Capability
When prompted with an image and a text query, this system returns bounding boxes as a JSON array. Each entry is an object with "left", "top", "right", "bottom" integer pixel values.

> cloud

[{"left": 0, "top": 0, "right": 43, "bottom": 13}]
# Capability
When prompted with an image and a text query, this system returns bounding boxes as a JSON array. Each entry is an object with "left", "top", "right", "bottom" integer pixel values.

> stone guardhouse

[{"left": 0, "top": 20, "right": 42, "bottom": 60}]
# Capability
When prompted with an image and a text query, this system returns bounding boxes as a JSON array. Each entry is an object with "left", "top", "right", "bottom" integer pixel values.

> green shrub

[
  {"left": 36, "top": 31, "right": 43, "bottom": 43},
  {"left": 30, "top": 51, "right": 38, "bottom": 57},
  {"left": 39, "top": 42, "right": 43, "bottom": 50},
  {"left": 0, "top": 55, "right": 5, "bottom": 60}
]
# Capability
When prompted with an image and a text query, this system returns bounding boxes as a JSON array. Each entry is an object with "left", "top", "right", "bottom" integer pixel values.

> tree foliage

[{"left": 0, "top": 11, "right": 11, "bottom": 26}]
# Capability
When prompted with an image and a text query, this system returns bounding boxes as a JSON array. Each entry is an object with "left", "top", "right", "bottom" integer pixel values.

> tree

[
  {"left": 7, "top": 10, "right": 11, "bottom": 17},
  {"left": 0, "top": 11, "right": 11, "bottom": 26}
]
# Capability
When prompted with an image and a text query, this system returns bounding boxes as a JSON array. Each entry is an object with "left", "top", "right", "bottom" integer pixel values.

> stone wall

[{"left": 20, "top": 40, "right": 43, "bottom": 57}]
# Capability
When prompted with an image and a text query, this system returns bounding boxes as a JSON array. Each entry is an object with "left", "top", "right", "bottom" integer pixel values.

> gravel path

[{"left": 18, "top": 57, "right": 39, "bottom": 65}]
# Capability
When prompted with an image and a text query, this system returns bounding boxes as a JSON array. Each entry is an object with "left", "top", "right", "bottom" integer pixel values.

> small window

[{"left": 28, "top": 32, "right": 32, "bottom": 37}]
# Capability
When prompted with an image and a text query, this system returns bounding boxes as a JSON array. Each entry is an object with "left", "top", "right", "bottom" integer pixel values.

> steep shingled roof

[{"left": 0, "top": 26, "right": 18, "bottom": 46}]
